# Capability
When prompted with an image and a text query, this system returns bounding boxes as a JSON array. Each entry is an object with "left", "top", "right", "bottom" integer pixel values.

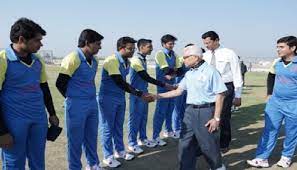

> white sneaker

[
  {"left": 246, "top": 158, "right": 269, "bottom": 168},
  {"left": 85, "top": 164, "right": 102, "bottom": 170},
  {"left": 114, "top": 151, "right": 135, "bottom": 161},
  {"left": 138, "top": 139, "right": 157, "bottom": 148},
  {"left": 128, "top": 145, "right": 144, "bottom": 154},
  {"left": 163, "top": 131, "right": 174, "bottom": 138},
  {"left": 277, "top": 156, "right": 291, "bottom": 168},
  {"left": 172, "top": 131, "right": 180, "bottom": 139},
  {"left": 153, "top": 137, "right": 167, "bottom": 146},
  {"left": 103, "top": 156, "right": 121, "bottom": 168}
]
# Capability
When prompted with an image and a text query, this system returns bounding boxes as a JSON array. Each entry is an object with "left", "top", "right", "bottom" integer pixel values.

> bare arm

[
  {"left": 157, "top": 86, "right": 184, "bottom": 99},
  {"left": 214, "top": 92, "right": 225, "bottom": 119},
  {"left": 205, "top": 92, "right": 225, "bottom": 133}
]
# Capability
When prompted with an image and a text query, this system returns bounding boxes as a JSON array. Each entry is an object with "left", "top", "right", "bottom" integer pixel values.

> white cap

[{"left": 183, "top": 45, "right": 203, "bottom": 57}]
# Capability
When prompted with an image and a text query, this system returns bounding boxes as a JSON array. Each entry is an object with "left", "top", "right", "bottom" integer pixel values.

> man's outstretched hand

[
  {"left": 164, "top": 83, "right": 177, "bottom": 91},
  {"left": 164, "top": 74, "right": 176, "bottom": 80},
  {"left": 141, "top": 93, "right": 156, "bottom": 102}
]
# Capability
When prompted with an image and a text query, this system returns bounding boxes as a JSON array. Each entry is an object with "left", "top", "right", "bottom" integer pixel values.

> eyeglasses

[
  {"left": 125, "top": 47, "right": 136, "bottom": 52},
  {"left": 183, "top": 56, "right": 191, "bottom": 60}
]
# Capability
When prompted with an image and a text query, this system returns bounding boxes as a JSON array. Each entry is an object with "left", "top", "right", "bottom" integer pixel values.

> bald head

[{"left": 183, "top": 45, "right": 203, "bottom": 58}]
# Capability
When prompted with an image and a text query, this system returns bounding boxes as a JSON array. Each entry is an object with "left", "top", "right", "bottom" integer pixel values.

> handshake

[
  {"left": 140, "top": 83, "right": 178, "bottom": 103},
  {"left": 164, "top": 83, "right": 178, "bottom": 91},
  {"left": 140, "top": 93, "right": 157, "bottom": 102}
]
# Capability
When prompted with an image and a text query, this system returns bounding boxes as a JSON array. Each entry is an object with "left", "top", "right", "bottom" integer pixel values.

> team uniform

[
  {"left": 172, "top": 57, "right": 189, "bottom": 138},
  {"left": 128, "top": 52, "right": 166, "bottom": 151},
  {"left": 98, "top": 52, "right": 135, "bottom": 167},
  {"left": 0, "top": 46, "right": 50, "bottom": 170},
  {"left": 59, "top": 49, "right": 100, "bottom": 170},
  {"left": 153, "top": 49, "right": 182, "bottom": 142},
  {"left": 248, "top": 56, "right": 297, "bottom": 168}
]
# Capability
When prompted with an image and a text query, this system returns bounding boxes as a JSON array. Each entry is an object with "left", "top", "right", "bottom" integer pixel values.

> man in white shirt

[{"left": 202, "top": 31, "right": 243, "bottom": 152}]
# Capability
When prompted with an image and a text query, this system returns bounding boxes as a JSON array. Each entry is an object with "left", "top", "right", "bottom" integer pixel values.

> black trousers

[
  {"left": 220, "top": 82, "right": 234, "bottom": 148},
  {"left": 242, "top": 74, "right": 245, "bottom": 86},
  {"left": 178, "top": 105, "right": 222, "bottom": 170}
]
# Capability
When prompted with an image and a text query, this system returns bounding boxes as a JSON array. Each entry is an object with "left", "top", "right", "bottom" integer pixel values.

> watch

[{"left": 214, "top": 116, "right": 220, "bottom": 122}]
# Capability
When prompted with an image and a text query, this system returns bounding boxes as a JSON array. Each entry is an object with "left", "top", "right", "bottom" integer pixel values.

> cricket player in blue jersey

[
  {"left": 152, "top": 34, "right": 184, "bottom": 146},
  {"left": 0, "top": 18, "right": 59, "bottom": 170},
  {"left": 127, "top": 39, "right": 175, "bottom": 154},
  {"left": 98, "top": 37, "right": 155, "bottom": 168},
  {"left": 247, "top": 36, "right": 297, "bottom": 168},
  {"left": 56, "top": 29, "right": 104, "bottom": 170}
]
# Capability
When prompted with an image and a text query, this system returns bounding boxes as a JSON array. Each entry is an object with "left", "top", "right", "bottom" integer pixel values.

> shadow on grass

[
  {"left": 101, "top": 103, "right": 293, "bottom": 170},
  {"left": 101, "top": 138, "right": 180, "bottom": 170},
  {"left": 245, "top": 85, "right": 265, "bottom": 88},
  {"left": 242, "top": 91, "right": 251, "bottom": 95},
  {"left": 224, "top": 103, "right": 265, "bottom": 169},
  {"left": 224, "top": 103, "right": 294, "bottom": 170}
]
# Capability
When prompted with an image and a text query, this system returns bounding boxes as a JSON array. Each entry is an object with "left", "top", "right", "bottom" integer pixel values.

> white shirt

[{"left": 203, "top": 46, "right": 243, "bottom": 98}]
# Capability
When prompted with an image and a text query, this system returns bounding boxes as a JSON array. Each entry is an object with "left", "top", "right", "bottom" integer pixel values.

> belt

[
  {"left": 189, "top": 102, "right": 215, "bottom": 109},
  {"left": 225, "top": 82, "right": 233, "bottom": 86}
]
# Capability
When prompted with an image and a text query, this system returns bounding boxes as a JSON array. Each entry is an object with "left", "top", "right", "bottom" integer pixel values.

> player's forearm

[
  {"left": 137, "top": 71, "right": 165, "bottom": 87},
  {"left": 267, "top": 72, "right": 275, "bottom": 95},
  {"left": 111, "top": 75, "right": 143, "bottom": 97},
  {"left": 40, "top": 82, "right": 56, "bottom": 116},
  {"left": 56, "top": 73, "right": 70, "bottom": 98},
  {"left": 0, "top": 96, "right": 9, "bottom": 136}
]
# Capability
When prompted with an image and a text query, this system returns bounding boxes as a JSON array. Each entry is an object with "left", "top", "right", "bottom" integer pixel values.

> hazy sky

[{"left": 1, "top": 0, "right": 296, "bottom": 58}]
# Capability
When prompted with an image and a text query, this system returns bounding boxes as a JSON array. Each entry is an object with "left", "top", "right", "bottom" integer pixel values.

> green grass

[{"left": 1, "top": 68, "right": 296, "bottom": 170}]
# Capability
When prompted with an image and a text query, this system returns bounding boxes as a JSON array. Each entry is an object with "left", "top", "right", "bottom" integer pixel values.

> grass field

[{"left": 1, "top": 66, "right": 296, "bottom": 170}]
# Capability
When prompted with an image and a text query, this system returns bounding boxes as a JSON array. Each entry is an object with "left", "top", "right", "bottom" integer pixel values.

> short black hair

[
  {"left": 161, "top": 34, "right": 177, "bottom": 44},
  {"left": 137, "top": 39, "right": 152, "bottom": 49},
  {"left": 78, "top": 29, "right": 104, "bottom": 47},
  {"left": 277, "top": 36, "right": 297, "bottom": 54},
  {"left": 185, "top": 43, "right": 194, "bottom": 47},
  {"left": 10, "top": 18, "right": 46, "bottom": 43},
  {"left": 201, "top": 31, "right": 219, "bottom": 41},
  {"left": 117, "top": 36, "right": 137, "bottom": 51}
]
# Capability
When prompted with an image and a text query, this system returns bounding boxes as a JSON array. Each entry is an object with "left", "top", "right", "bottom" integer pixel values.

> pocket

[
  {"left": 65, "top": 98, "right": 76, "bottom": 119},
  {"left": 284, "top": 100, "right": 297, "bottom": 116},
  {"left": 216, "top": 61, "right": 228, "bottom": 73},
  {"left": 65, "top": 98, "right": 71, "bottom": 112}
]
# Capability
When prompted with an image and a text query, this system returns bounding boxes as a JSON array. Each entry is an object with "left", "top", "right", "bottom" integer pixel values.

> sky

[{"left": 1, "top": 0, "right": 296, "bottom": 58}]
